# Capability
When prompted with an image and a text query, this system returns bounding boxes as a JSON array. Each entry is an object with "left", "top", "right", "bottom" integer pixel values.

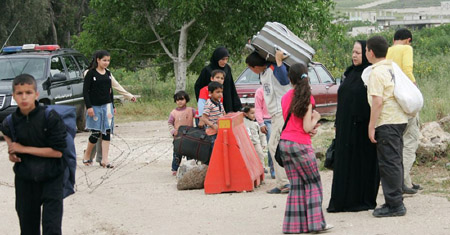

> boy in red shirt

[{"left": 196, "top": 70, "right": 225, "bottom": 125}]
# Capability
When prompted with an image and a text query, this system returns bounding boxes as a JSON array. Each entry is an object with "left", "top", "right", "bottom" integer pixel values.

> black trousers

[
  {"left": 15, "top": 173, "right": 64, "bottom": 235},
  {"left": 375, "top": 123, "right": 407, "bottom": 208}
]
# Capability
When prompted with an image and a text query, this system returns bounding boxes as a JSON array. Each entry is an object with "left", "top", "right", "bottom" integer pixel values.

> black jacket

[{"left": 2, "top": 102, "right": 67, "bottom": 182}]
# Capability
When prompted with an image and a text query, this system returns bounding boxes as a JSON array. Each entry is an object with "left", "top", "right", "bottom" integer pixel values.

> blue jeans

[
  {"left": 264, "top": 119, "right": 274, "bottom": 171},
  {"left": 172, "top": 151, "right": 182, "bottom": 171}
]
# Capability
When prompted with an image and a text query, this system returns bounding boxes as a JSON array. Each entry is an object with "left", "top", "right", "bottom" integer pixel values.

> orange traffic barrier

[{"left": 204, "top": 112, "right": 265, "bottom": 194}]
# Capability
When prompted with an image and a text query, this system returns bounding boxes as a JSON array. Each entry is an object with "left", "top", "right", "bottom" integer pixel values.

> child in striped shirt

[{"left": 199, "top": 81, "right": 225, "bottom": 136}]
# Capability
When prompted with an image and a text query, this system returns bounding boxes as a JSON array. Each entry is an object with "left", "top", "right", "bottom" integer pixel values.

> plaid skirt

[{"left": 279, "top": 140, "right": 326, "bottom": 234}]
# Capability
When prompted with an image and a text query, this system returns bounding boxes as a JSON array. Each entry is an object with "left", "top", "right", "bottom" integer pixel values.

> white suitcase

[{"left": 249, "top": 22, "right": 315, "bottom": 66}]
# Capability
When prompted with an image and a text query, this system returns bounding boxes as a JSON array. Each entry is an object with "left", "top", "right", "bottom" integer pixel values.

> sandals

[
  {"left": 100, "top": 162, "right": 114, "bottom": 168},
  {"left": 82, "top": 159, "right": 92, "bottom": 166}
]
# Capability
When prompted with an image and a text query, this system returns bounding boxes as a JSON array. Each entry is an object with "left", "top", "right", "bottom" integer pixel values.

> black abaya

[
  {"left": 194, "top": 47, "right": 242, "bottom": 113},
  {"left": 327, "top": 41, "right": 380, "bottom": 212}
]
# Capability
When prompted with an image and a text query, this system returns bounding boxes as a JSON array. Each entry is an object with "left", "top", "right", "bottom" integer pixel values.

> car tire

[{"left": 76, "top": 104, "right": 87, "bottom": 132}]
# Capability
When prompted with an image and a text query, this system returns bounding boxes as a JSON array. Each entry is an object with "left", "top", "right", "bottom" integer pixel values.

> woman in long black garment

[
  {"left": 327, "top": 40, "right": 380, "bottom": 212},
  {"left": 194, "top": 46, "right": 241, "bottom": 113}
]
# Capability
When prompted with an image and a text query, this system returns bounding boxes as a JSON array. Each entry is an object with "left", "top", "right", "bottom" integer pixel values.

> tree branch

[
  {"left": 187, "top": 33, "right": 208, "bottom": 66},
  {"left": 143, "top": 7, "right": 177, "bottom": 61}
]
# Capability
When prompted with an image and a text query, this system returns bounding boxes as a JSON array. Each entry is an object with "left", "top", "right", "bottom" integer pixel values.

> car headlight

[{"left": 11, "top": 97, "right": 17, "bottom": 106}]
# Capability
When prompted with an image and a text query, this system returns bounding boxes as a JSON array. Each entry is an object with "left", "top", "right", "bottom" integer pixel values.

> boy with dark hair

[
  {"left": 246, "top": 50, "right": 291, "bottom": 194},
  {"left": 200, "top": 81, "right": 225, "bottom": 136},
  {"left": 168, "top": 90, "right": 196, "bottom": 175},
  {"left": 2, "top": 74, "right": 67, "bottom": 234},
  {"left": 196, "top": 70, "right": 225, "bottom": 123},
  {"left": 365, "top": 36, "right": 409, "bottom": 217},
  {"left": 386, "top": 28, "right": 421, "bottom": 194}
]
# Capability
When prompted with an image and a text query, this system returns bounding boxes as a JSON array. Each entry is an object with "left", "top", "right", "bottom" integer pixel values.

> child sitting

[
  {"left": 196, "top": 70, "right": 225, "bottom": 125},
  {"left": 199, "top": 81, "right": 225, "bottom": 137},
  {"left": 168, "top": 91, "right": 196, "bottom": 175},
  {"left": 243, "top": 104, "right": 267, "bottom": 171}
]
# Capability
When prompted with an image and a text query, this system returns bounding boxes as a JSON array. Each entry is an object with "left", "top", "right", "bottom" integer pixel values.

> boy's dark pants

[
  {"left": 375, "top": 123, "right": 407, "bottom": 208},
  {"left": 15, "top": 173, "right": 64, "bottom": 235}
]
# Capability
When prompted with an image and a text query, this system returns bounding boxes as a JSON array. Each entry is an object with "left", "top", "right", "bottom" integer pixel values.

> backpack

[{"left": 6, "top": 105, "right": 77, "bottom": 198}]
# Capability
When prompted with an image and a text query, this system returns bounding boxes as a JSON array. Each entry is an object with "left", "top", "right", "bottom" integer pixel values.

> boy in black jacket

[{"left": 2, "top": 74, "right": 67, "bottom": 235}]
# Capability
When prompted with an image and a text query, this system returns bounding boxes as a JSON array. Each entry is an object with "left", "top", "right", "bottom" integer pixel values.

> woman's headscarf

[
  {"left": 209, "top": 47, "right": 230, "bottom": 69},
  {"left": 344, "top": 40, "right": 371, "bottom": 77}
]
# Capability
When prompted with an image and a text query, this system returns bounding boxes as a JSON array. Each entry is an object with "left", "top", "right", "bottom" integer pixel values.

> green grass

[
  {"left": 374, "top": 0, "right": 443, "bottom": 9},
  {"left": 416, "top": 55, "right": 450, "bottom": 123},
  {"left": 333, "top": 0, "right": 375, "bottom": 9},
  {"left": 334, "top": 0, "right": 443, "bottom": 9}
]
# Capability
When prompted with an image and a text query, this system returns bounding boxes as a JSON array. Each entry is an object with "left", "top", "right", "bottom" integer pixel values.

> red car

[{"left": 235, "top": 62, "right": 339, "bottom": 116}]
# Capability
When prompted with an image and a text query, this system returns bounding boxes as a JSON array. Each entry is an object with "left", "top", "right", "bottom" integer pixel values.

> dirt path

[{"left": 1, "top": 120, "right": 449, "bottom": 234}]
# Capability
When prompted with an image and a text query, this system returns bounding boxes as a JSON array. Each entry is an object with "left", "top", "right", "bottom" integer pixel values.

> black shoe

[
  {"left": 403, "top": 186, "right": 417, "bottom": 194},
  {"left": 412, "top": 183, "right": 423, "bottom": 190},
  {"left": 373, "top": 204, "right": 406, "bottom": 217}
]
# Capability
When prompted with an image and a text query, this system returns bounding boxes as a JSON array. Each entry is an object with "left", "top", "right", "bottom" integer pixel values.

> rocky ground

[{"left": 0, "top": 120, "right": 449, "bottom": 235}]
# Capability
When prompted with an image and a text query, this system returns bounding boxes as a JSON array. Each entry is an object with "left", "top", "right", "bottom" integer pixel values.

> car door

[
  {"left": 61, "top": 55, "right": 84, "bottom": 106},
  {"left": 315, "top": 65, "right": 338, "bottom": 115},
  {"left": 48, "top": 56, "right": 73, "bottom": 104},
  {"left": 308, "top": 66, "right": 328, "bottom": 114}
]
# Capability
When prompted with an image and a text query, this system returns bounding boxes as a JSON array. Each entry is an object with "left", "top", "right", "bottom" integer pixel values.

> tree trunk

[
  {"left": 174, "top": 22, "right": 189, "bottom": 92},
  {"left": 49, "top": 5, "right": 58, "bottom": 44}
]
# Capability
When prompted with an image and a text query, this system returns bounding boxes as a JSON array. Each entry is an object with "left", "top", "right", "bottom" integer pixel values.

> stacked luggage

[{"left": 248, "top": 22, "right": 315, "bottom": 66}]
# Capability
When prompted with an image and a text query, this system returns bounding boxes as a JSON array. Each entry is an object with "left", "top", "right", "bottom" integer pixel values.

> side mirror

[
  {"left": 335, "top": 78, "right": 342, "bottom": 85},
  {"left": 51, "top": 73, "right": 67, "bottom": 82}
]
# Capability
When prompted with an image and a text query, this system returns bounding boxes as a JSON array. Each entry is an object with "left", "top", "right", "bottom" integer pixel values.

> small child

[
  {"left": 196, "top": 70, "right": 225, "bottom": 124},
  {"left": 168, "top": 91, "right": 196, "bottom": 175},
  {"left": 2, "top": 74, "right": 67, "bottom": 234},
  {"left": 200, "top": 81, "right": 225, "bottom": 137},
  {"left": 243, "top": 104, "right": 267, "bottom": 171}
]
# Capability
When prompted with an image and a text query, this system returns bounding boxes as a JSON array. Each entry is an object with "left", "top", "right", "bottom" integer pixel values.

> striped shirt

[{"left": 203, "top": 98, "right": 225, "bottom": 126}]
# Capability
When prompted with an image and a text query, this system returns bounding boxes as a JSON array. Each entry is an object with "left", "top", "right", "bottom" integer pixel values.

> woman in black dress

[
  {"left": 194, "top": 46, "right": 241, "bottom": 113},
  {"left": 327, "top": 40, "right": 380, "bottom": 212}
]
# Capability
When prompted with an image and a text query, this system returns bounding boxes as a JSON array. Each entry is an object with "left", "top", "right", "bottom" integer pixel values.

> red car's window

[
  {"left": 308, "top": 67, "right": 320, "bottom": 85},
  {"left": 315, "top": 66, "right": 334, "bottom": 83}
]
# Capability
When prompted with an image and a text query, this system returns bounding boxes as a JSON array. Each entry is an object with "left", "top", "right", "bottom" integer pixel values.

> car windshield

[
  {"left": 0, "top": 58, "right": 46, "bottom": 80},
  {"left": 236, "top": 68, "right": 260, "bottom": 84}
]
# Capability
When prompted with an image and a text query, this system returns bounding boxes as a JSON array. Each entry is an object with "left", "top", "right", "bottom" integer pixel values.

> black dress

[
  {"left": 194, "top": 47, "right": 242, "bottom": 113},
  {"left": 327, "top": 40, "right": 380, "bottom": 212}
]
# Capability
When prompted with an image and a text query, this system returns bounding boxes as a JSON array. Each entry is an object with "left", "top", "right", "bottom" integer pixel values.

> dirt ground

[{"left": 1, "top": 120, "right": 450, "bottom": 235}]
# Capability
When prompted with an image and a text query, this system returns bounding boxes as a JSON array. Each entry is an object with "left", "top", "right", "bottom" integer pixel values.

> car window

[
  {"left": 50, "top": 56, "right": 65, "bottom": 77},
  {"left": 62, "top": 56, "right": 81, "bottom": 79},
  {"left": 0, "top": 58, "right": 46, "bottom": 80},
  {"left": 308, "top": 67, "right": 320, "bottom": 85},
  {"left": 315, "top": 65, "right": 334, "bottom": 84},
  {"left": 74, "top": 55, "right": 89, "bottom": 72},
  {"left": 236, "top": 68, "right": 260, "bottom": 84}
]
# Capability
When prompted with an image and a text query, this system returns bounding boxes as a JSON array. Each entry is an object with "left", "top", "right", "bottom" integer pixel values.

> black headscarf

[
  {"left": 343, "top": 40, "right": 371, "bottom": 78},
  {"left": 209, "top": 47, "right": 230, "bottom": 69},
  {"left": 194, "top": 47, "right": 242, "bottom": 113}
]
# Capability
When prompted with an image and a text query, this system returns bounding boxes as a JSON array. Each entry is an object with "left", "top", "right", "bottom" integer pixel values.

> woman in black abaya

[
  {"left": 194, "top": 46, "right": 241, "bottom": 113},
  {"left": 327, "top": 40, "right": 380, "bottom": 212}
]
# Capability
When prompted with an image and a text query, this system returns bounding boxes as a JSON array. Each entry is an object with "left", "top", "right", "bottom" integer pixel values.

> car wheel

[{"left": 76, "top": 104, "right": 87, "bottom": 132}]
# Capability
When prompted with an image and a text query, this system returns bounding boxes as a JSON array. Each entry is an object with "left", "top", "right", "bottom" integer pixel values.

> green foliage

[
  {"left": 73, "top": 0, "right": 344, "bottom": 82},
  {"left": 113, "top": 67, "right": 198, "bottom": 121},
  {"left": 0, "top": 0, "right": 89, "bottom": 47}
]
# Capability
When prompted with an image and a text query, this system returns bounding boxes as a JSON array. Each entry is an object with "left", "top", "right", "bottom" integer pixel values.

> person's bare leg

[
  {"left": 83, "top": 142, "right": 96, "bottom": 165},
  {"left": 101, "top": 140, "right": 113, "bottom": 168}
]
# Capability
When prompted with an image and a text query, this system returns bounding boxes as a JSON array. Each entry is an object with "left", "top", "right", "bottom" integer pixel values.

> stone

[
  {"left": 417, "top": 121, "right": 450, "bottom": 159},
  {"left": 177, "top": 160, "right": 208, "bottom": 190}
]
